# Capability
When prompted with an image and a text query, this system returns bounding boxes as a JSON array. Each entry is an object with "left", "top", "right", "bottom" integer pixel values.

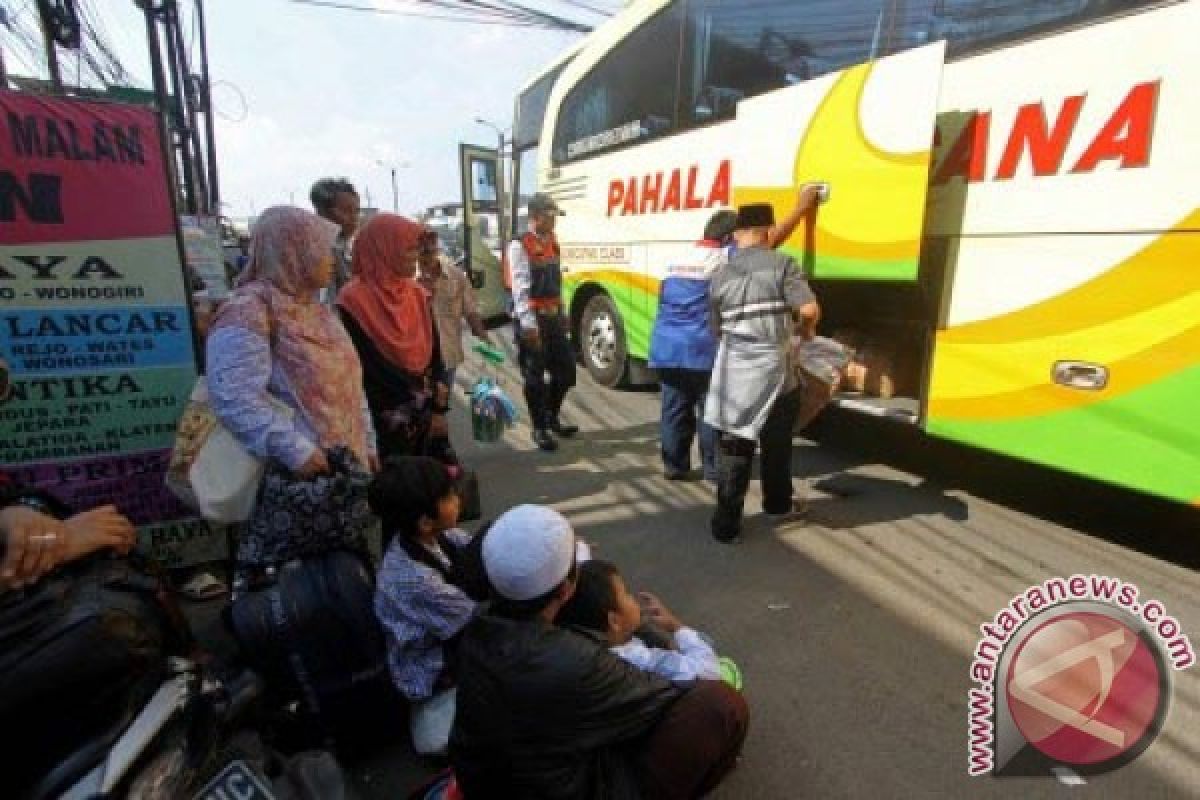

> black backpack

[{"left": 228, "top": 550, "right": 403, "bottom": 754}]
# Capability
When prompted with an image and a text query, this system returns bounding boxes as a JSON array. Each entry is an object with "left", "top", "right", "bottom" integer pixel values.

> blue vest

[{"left": 648, "top": 276, "right": 718, "bottom": 371}]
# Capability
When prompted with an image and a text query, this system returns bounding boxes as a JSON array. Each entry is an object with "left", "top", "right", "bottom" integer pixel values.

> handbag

[
  {"left": 236, "top": 447, "right": 374, "bottom": 572},
  {"left": 165, "top": 378, "right": 293, "bottom": 524},
  {"left": 165, "top": 296, "right": 294, "bottom": 524}
]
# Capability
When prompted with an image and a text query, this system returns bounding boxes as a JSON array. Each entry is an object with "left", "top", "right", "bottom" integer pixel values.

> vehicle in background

[
  {"left": 417, "top": 201, "right": 509, "bottom": 323},
  {"left": 499, "top": 0, "right": 1200, "bottom": 507}
]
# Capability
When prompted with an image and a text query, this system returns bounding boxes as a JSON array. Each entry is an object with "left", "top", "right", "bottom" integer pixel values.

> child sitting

[
  {"left": 371, "top": 457, "right": 476, "bottom": 757},
  {"left": 558, "top": 559, "right": 722, "bottom": 682}
]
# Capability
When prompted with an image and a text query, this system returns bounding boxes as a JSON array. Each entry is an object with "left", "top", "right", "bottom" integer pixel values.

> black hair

[
  {"left": 556, "top": 560, "right": 620, "bottom": 633},
  {"left": 370, "top": 457, "right": 468, "bottom": 585},
  {"left": 368, "top": 457, "right": 456, "bottom": 542},
  {"left": 493, "top": 558, "right": 580, "bottom": 621},
  {"left": 703, "top": 210, "right": 738, "bottom": 243},
  {"left": 309, "top": 177, "right": 358, "bottom": 216}
]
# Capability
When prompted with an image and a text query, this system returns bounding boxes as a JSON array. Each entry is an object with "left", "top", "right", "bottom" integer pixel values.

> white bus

[{"left": 505, "top": 0, "right": 1200, "bottom": 506}]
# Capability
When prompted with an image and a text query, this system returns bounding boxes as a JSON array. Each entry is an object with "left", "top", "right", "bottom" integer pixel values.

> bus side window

[
  {"left": 551, "top": 4, "right": 685, "bottom": 164},
  {"left": 679, "top": 0, "right": 891, "bottom": 130},
  {"left": 894, "top": 0, "right": 1162, "bottom": 60}
]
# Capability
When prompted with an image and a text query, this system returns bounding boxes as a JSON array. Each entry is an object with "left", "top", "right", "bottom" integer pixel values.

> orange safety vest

[{"left": 514, "top": 231, "right": 562, "bottom": 311}]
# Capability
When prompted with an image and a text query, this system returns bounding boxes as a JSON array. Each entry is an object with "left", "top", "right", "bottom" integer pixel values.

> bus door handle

[{"left": 1052, "top": 361, "right": 1109, "bottom": 391}]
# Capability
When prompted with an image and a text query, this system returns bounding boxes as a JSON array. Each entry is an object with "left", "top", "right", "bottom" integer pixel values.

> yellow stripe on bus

[{"left": 940, "top": 209, "right": 1200, "bottom": 345}]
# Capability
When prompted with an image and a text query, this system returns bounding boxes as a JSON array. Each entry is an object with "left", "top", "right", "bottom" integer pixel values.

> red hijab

[{"left": 337, "top": 214, "right": 435, "bottom": 374}]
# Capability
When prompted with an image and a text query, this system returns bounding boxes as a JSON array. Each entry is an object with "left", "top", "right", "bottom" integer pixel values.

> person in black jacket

[{"left": 450, "top": 505, "right": 748, "bottom": 799}]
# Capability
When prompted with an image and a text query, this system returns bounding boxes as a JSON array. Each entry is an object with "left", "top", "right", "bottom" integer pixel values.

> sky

[{"left": 4, "top": 0, "right": 622, "bottom": 220}]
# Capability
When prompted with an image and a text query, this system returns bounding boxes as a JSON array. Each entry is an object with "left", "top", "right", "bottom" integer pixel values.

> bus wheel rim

[{"left": 588, "top": 312, "right": 617, "bottom": 369}]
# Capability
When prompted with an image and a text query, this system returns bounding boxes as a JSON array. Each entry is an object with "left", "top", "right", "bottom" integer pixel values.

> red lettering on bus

[
  {"left": 707, "top": 159, "right": 731, "bottom": 208},
  {"left": 607, "top": 180, "right": 625, "bottom": 216},
  {"left": 995, "top": 95, "right": 1085, "bottom": 180},
  {"left": 933, "top": 81, "right": 1159, "bottom": 183},
  {"left": 608, "top": 161, "right": 730, "bottom": 216},
  {"left": 621, "top": 177, "right": 638, "bottom": 215},
  {"left": 684, "top": 166, "right": 705, "bottom": 209},
  {"left": 640, "top": 172, "right": 663, "bottom": 214},
  {"left": 662, "top": 169, "right": 682, "bottom": 211},
  {"left": 1071, "top": 80, "right": 1159, "bottom": 173},
  {"left": 934, "top": 112, "right": 990, "bottom": 184}
]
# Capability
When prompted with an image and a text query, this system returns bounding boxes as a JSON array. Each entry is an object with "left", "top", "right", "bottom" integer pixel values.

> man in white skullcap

[{"left": 450, "top": 504, "right": 749, "bottom": 799}]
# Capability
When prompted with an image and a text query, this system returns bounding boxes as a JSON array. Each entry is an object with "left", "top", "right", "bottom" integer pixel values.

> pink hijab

[
  {"left": 212, "top": 206, "right": 370, "bottom": 465},
  {"left": 337, "top": 213, "right": 435, "bottom": 374}
]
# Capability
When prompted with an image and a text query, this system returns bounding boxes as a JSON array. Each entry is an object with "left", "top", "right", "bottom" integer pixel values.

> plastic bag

[
  {"left": 793, "top": 336, "right": 851, "bottom": 386},
  {"left": 166, "top": 378, "right": 289, "bottom": 523},
  {"left": 470, "top": 378, "right": 519, "bottom": 443}
]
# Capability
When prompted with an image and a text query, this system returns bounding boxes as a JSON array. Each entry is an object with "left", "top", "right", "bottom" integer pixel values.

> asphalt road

[{"left": 349, "top": 346, "right": 1200, "bottom": 799}]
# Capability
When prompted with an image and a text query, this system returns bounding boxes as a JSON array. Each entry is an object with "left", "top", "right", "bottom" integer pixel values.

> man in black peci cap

[
  {"left": 508, "top": 192, "right": 579, "bottom": 452},
  {"left": 704, "top": 202, "right": 821, "bottom": 542}
]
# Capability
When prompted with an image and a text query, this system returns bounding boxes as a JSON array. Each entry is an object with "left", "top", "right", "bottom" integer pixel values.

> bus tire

[{"left": 580, "top": 293, "right": 628, "bottom": 388}]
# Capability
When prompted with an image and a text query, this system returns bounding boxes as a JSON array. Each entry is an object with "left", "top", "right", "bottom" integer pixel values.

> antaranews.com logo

[{"left": 968, "top": 574, "right": 1194, "bottom": 777}]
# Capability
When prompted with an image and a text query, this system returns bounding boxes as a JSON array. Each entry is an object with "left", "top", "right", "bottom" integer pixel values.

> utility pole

[
  {"left": 161, "top": 0, "right": 200, "bottom": 214},
  {"left": 140, "top": 1, "right": 185, "bottom": 210},
  {"left": 166, "top": 0, "right": 210, "bottom": 214},
  {"left": 37, "top": 6, "right": 63, "bottom": 91},
  {"left": 195, "top": 0, "right": 220, "bottom": 213},
  {"left": 375, "top": 160, "right": 409, "bottom": 213}
]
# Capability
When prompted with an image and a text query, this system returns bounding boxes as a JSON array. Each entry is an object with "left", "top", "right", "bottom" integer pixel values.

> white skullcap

[{"left": 483, "top": 505, "right": 576, "bottom": 602}]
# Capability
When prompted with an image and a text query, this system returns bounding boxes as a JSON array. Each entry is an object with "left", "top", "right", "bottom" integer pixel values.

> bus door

[
  {"left": 732, "top": 41, "right": 946, "bottom": 283},
  {"left": 732, "top": 42, "right": 947, "bottom": 422},
  {"left": 458, "top": 143, "right": 509, "bottom": 322}
]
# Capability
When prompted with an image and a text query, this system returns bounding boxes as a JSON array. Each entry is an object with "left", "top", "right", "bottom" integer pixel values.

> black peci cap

[{"left": 735, "top": 203, "right": 775, "bottom": 229}]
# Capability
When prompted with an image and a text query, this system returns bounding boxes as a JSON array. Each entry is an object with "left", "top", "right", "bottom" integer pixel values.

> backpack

[{"left": 228, "top": 550, "right": 403, "bottom": 754}]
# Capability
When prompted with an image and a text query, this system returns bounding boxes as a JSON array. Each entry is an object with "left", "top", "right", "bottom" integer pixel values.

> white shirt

[
  {"left": 612, "top": 627, "right": 721, "bottom": 683},
  {"left": 507, "top": 235, "right": 539, "bottom": 331}
]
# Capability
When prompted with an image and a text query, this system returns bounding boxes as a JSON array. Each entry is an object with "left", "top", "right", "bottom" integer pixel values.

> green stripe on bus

[
  {"left": 927, "top": 366, "right": 1200, "bottom": 503},
  {"left": 777, "top": 246, "right": 919, "bottom": 282}
]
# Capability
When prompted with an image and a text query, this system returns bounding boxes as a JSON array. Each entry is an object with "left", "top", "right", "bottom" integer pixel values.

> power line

[
  {"left": 553, "top": 0, "right": 617, "bottom": 17},
  {"left": 290, "top": 0, "right": 594, "bottom": 31},
  {"left": 289, "top": 0, "right": 553, "bottom": 27}
]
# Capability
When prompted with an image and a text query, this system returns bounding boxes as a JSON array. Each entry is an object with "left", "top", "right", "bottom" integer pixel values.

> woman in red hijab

[{"left": 338, "top": 214, "right": 450, "bottom": 461}]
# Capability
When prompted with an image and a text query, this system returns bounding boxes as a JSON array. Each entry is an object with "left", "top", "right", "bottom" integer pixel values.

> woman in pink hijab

[
  {"left": 337, "top": 213, "right": 449, "bottom": 461},
  {"left": 207, "top": 205, "right": 378, "bottom": 479}
]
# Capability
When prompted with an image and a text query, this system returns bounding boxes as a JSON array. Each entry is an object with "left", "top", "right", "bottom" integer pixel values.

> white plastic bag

[{"left": 166, "top": 378, "right": 288, "bottom": 523}]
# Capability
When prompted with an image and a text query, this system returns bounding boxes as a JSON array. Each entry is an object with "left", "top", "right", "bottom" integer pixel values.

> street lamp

[
  {"left": 475, "top": 117, "right": 511, "bottom": 243},
  {"left": 375, "top": 159, "right": 411, "bottom": 213}
]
